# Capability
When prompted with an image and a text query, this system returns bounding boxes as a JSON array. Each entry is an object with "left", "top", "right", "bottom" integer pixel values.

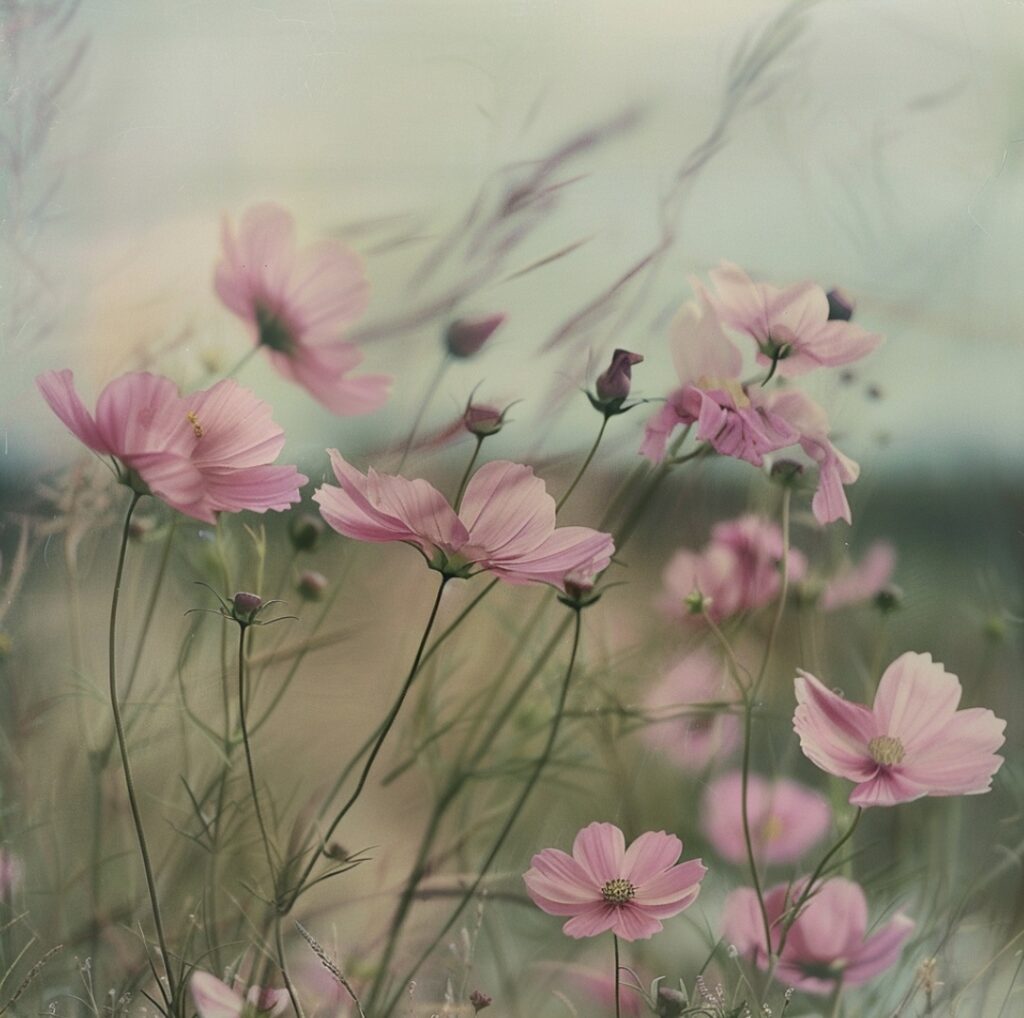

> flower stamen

[
  {"left": 868, "top": 734, "right": 905, "bottom": 766},
  {"left": 601, "top": 877, "right": 636, "bottom": 905},
  {"left": 186, "top": 411, "right": 204, "bottom": 438}
]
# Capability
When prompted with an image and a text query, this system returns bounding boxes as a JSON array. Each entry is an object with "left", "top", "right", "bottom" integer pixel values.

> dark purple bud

[
  {"left": 297, "top": 570, "right": 328, "bottom": 601},
  {"left": 232, "top": 591, "right": 263, "bottom": 621},
  {"left": 445, "top": 314, "right": 506, "bottom": 358},
  {"left": 770, "top": 459, "right": 805, "bottom": 486},
  {"left": 657, "top": 986, "right": 688, "bottom": 1017},
  {"left": 595, "top": 349, "right": 644, "bottom": 403},
  {"left": 469, "top": 990, "right": 492, "bottom": 1013},
  {"left": 874, "top": 584, "right": 903, "bottom": 614},
  {"left": 289, "top": 512, "right": 325, "bottom": 551},
  {"left": 826, "top": 287, "right": 855, "bottom": 322}
]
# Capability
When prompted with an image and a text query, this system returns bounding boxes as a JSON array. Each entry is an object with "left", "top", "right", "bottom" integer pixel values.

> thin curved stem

[
  {"left": 396, "top": 356, "right": 450, "bottom": 472},
  {"left": 453, "top": 436, "right": 484, "bottom": 510},
  {"left": 222, "top": 344, "right": 261, "bottom": 380},
  {"left": 378, "top": 608, "right": 583, "bottom": 1016},
  {"left": 557, "top": 414, "right": 608, "bottom": 512},
  {"left": 281, "top": 575, "right": 450, "bottom": 911},
  {"left": 237, "top": 625, "right": 277, "bottom": 891},
  {"left": 753, "top": 487, "right": 791, "bottom": 694},
  {"left": 107, "top": 493, "right": 176, "bottom": 1003}
]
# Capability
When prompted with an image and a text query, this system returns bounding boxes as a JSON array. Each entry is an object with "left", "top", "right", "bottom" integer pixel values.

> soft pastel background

[{"left": 1, "top": 1, "right": 1023, "bottom": 1016}]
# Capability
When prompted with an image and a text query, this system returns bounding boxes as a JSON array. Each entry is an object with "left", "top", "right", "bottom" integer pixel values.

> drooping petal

[
  {"left": 572, "top": 822, "right": 626, "bottom": 885},
  {"left": 523, "top": 849, "right": 600, "bottom": 914},
  {"left": 640, "top": 395, "right": 688, "bottom": 463},
  {"left": 459, "top": 461, "right": 556, "bottom": 557},
  {"left": 632, "top": 859, "right": 706, "bottom": 908},
  {"left": 842, "top": 913, "right": 915, "bottom": 985},
  {"left": 899, "top": 706, "right": 1005, "bottom": 795},
  {"left": 36, "top": 370, "right": 107, "bottom": 452},
  {"left": 196, "top": 464, "right": 307, "bottom": 516},
  {"left": 794, "top": 672, "right": 878, "bottom": 782},
  {"left": 668, "top": 292, "right": 743, "bottom": 386},
  {"left": 562, "top": 902, "right": 619, "bottom": 939},
  {"left": 610, "top": 903, "right": 664, "bottom": 941},
  {"left": 784, "top": 878, "right": 868, "bottom": 963},
  {"left": 849, "top": 769, "right": 929, "bottom": 808},
  {"left": 481, "top": 526, "right": 614, "bottom": 589}
]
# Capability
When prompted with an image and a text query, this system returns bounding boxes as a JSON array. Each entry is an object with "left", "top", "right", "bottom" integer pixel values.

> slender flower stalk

[
  {"left": 613, "top": 934, "right": 622, "bottom": 1018},
  {"left": 558, "top": 414, "right": 609, "bottom": 511},
  {"left": 281, "top": 576, "right": 450, "bottom": 911},
  {"left": 377, "top": 606, "right": 585, "bottom": 1017},
  {"left": 107, "top": 493, "right": 177, "bottom": 1005}
]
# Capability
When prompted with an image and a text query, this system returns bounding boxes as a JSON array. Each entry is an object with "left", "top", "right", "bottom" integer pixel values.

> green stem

[
  {"left": 753, "top": 487, "right": 792, "bottom": 694},
  {"left": 107, "top": 493, "right": 176, "bottom": 1003},
  {"left": 453, "top": 436, "right": 484, "bottom": 510},
  {"left": 378, "top": 608, "right": 583, "bottom": 1017},
  {"left": 237, "top": 625, "right": 277, "bottom": 892},
  {"left": 775, "top": 808, "right": 863, "bottom": 958},
  {"left": 613, "top": 934, "right": 621, "bottom": 1018},
  {"left": 557, "top": 414, "right": 609, "bottom": 512},
  {"left": 396, "top": 356, "right": 450, "bottom": 472},
  {"left": 281, "top": 575, "right": 450, "bottom": 911},
  {"left": 222, "top": 344, "right": 261, "bottom": 380}
]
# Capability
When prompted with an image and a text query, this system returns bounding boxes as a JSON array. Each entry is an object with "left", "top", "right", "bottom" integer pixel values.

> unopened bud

[
  {"left": 594, "top": 349, "right": 643, "bottom": 406},
  {"left": 289, "top": 513, "right": 325, "bottom": 552},
  {"left": 826, "top": 287, "right": 855, "bottom": 321},
  {"left": 445, "top": 314, "right": 506, "bottom": 358},
  {"left": 558, "top": 571, "right": 601, "bottom": 609},
  {"left": 469, "top": 990, "right": 492, "bottom": 1013},
  {"left": 297, "top": 570, "right": 328, "bottom": 601},
  {"left": 685, "top": 590, "right": 709, "bottom": 615},
  {"left": 656, "top": 987, "right": 688, "bottom": 1017},
  {"left": 464, "top": 404, "right": 505, "bottom": 438},
  {"left": 232, "top": 591, "right": 263, "bottom": 622},
  {"left": 873, "top": 584, "right": 903, "bottom": 614}
]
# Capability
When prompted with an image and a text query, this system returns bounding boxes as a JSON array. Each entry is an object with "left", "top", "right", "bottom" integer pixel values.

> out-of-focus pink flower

[
  {"left": 523, "top": 822, "right": 706, "bottom": 941},
  {"left": 661, "top": 515, "right": 806, "bottom": 623},
  {"left": 37, "top": 371, "right": 306, "bottom": 524},
  {"left": 794, "top": 652, "right": 1005, "bottom": 807},
  {"left": 0, "top": 847, "right": 23, "bottom": 897},
  {"left": 723, "top": 877, "right": 913, "bottom": 994},
  {"left": 703, "top": 262, "right": 882, "bottom": 378},
  {"left": 191, "top": 972, "right": 289, "bottom": 1018},
  {"left": 701, "top": 772, "right": 831, "bottom": 866},
  {"left": 763, "top": 388, "right": 859, "bottom": 525},
  {"left": 314, "top": 454, "right": 614, "bottom": 590},
  {"left": 541, "top": 963, "right": 643, "bottom": 1016},
  {"left": 642, "top": 648, "right": 741, "bottom": 770},
  {"left": 640, "top": 296, "right": 798, "bottom": 465},
  {"left": 215, "top": 203, "right": 390, "bottom": 415},
  {"left": 446, "top": 313, "right": 506, "bottom": 358},
  {"left": 821, "top": 541, "right": 896, "bottom": 611}
]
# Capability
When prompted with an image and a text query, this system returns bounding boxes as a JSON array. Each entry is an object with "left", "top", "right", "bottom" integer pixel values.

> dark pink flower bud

[
  {"left": 826, "top": 287, "right": 855, "bottom": 322},
  {"left": 445, "top": 314, "right": 506, "bottom": 358},
  {"left": 469, "top": 989, "right": 492, "bottom": 1013},
  {"left": 463, "top": 403, "right": 505, "bottom": 438},
  {"left": 595, "top": 349, "right": 643, "bottom": 403},
  {"left": 232, "top": 591, "right": 263, "bottom": 621},
  {"left": 289, "top": 512, "right": 325, "bottom": 551},
  {"left": 297, "top": 570, "right": 328, "bottom": 601}
]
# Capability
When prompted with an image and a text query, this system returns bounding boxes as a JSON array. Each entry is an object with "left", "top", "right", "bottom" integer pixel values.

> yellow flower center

[
  {"left": 601, "top": 878, "right": 636, "bottom": 905},
  {"left": 186, "top": 411, "right": 204, "bottom": 438},
  {"left": 696, "top": 376, "right": 750, "bottom": 408},
  {"left": 760, "top": 814, "right": 784, "bottom": 843},
  {"left": 868, "top": 734, "right": 905, "bottom": 766}
]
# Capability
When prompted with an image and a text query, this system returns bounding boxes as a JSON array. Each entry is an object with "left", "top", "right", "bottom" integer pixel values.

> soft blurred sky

[{"left": 3, "top": 0, "right": 1024, "bottom": 477}]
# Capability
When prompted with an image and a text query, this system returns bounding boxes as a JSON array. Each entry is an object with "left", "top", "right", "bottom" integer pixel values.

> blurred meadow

[{"left": 1, "top": 1, "right": 1024, "bottom": 1016}]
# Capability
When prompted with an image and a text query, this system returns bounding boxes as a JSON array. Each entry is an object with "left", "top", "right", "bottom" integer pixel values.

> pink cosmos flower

[
  {"left": 794, "top": 652, "right": 1006, "bottom": 807},
  {"left": 703, "top": 262, "right": 882, "bottom": 378},
  {"left": 820, "top": 541, "right": 896, "bottom": 611},
  {"left": 523, "top": 822, "right": 706, "bottom": 941},
  {"left": 215, "top": 203, "right": 391, "bottom": 415},
  {"left": 37, "top": 370, "right": 306, "bottom": 524},
  {"left": 640, "top": 295, "right": 799, "bottom": 465},
  {"left": 701, "top": 772, "right": 831, "bottom": 866},
  {"left": 660, "top": 515, "right": 806, "bottom": 623},
  {"left": 642, "top": 649, "right": 741, "bottom": 770},
  {"left": 722, "top": 877, "right": 914, "bottom": 993},
  {"left": 191, "top": 972, "right": 289, "bottom": 1018},
  {"left": 314, "top": 453, "right": 614, "bottom": 590}
]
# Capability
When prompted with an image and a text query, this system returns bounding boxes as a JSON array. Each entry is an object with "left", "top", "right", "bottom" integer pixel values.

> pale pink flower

[
  {"left": 821, "top": 541, "right": 896, "bottom": 611},
  {"left": 215, "top": 203, "right": 391, "bottom": 415},
  {"left": 640, "top": 296, "right": 798, "bottom": 465},
  {"left": 723, "top": 877, "right": 913, "bottom": 993},
  {"left": 191, "top": 972, "right": 289, "bottom": 1018},
  {"left": 794, "top": 652, "right": 1005, "bottom": 807},
  {"left": 523, "top": 822, "right": 706, "bottom": 941},
  {"left": 701, "top": 772, "right": 831, "bottom": 866},
  {"left": 642, "top": 649, "right": 741, "bottom": 770},
  {"left": 314, "top": 453, "right": 614, "bottom": 590},
  {"left": 37, "top": 371, "right": 306, "bottom": 524},
  {"left": 660, "top": 515, "right": 806, "bottom": 623},
  {"left": 703, "top": 262, "right": 882, "bottom": 378},
  {"left": 763, "top": 388, "right": 860, "bottom": 525}
]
